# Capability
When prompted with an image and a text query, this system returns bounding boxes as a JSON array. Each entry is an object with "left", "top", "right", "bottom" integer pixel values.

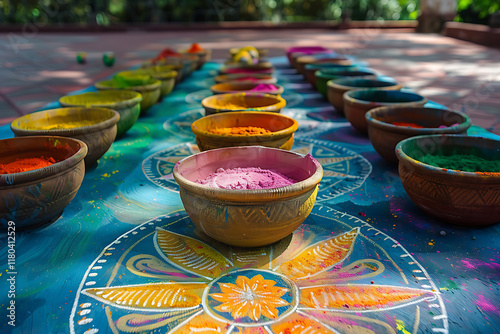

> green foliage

[{"left": 455, "top": 0, "right": 499, "bottom": 24}]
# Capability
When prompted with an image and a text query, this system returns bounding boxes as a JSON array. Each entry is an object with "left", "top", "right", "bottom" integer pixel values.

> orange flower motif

[{"left": 210, "top": 274, "right": 289, "bottom": 321}]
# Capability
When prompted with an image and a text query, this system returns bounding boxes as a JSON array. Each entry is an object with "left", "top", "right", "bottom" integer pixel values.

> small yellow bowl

[
  {"left": 142, "top": 62, "right": 183, "bottom": 83},
  {"left": 201, "top": 92, "right": 286, "bottom": 116},
  {"left": 191, "top": 111, "right": 299, "bottom": 151},
  {"left": 59, "top": 90, "right": 142, "bottom": 138},
  {"left": 210, "top": 82, "right": 284, "bottom": 96},
  {"left": 95, "top": 74, "right": 161, "bottom": 115},
  {"left": 122, "top": 68, "right": 177, "bottom": 99},
  {"left": 10, "top": 107, "right": 120, "bottom": 168}
]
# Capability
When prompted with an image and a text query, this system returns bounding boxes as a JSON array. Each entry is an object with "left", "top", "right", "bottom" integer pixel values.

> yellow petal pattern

[
  {"left": 155, "top": 228, "right": 233, "bottom": 279},
  {"left": 270, "top": 312, "right": 336, "bottom": 334},
  {"left": 277, "top": 228, "right": 359, "bottom": 280},
  {"left": 171, "top": 312, "right": 231, "bottom": 334},
  {"left": 300, "top": 285, "right": 434, "bottom": 310},
  {"left": 83, "top": 283, "right": 206, "bottom": 310}
]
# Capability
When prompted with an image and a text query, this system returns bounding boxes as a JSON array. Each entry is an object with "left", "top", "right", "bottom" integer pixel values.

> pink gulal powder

[
  {"left": 249, "top": 84, "right": 279, "bottom": 92},
  {"left": 196, "top": 167, "right": 296, "bottom": 190}
]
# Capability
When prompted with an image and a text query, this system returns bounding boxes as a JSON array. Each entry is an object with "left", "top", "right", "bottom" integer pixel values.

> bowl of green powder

[{"left": 396, "top": 134, "right": 500, "bottom": 226}]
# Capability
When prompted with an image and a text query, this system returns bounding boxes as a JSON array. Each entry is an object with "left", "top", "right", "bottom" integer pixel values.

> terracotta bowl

[
  {"left": 95, "top": 75, "right": 161, "bottom": 114},
  {"left": 344, "top": 89, "right": 428, "bottom": 134},
  {"left": 213, "top": 73, "right": 277, "bottom": 84},
  {"left": 366, "top": 107, "right": 471, "bottom": 164},
  {"left": 191, "top": 111, "right": 299, "bottom": 151},
  {"left": 315, "top": 68, "right": 377, "bottom": 98},
  {"left": 180, "top": 49, "right": 211, "bottom": 69},
  {"left": 327, "top": 78, "right": 402, "bottom": 114},
  {"left": 396, "top": 134, "right": 500, "bottom": 226},
  {"left": 142, "top": 61, "right": 183, "bottom": 83},
  {"left": 173, "top": 146, "right": 323, "bottom": 247},
  {"left": 304, "top": 63, "right": 359, "bottom": 88},
  {"left": 59, "top": 90, "right": 142, "bottom": 138},
  {"left": 210, "top": 82, "right": 284, "bottom": 96},
  {"left": 201, "top": 92, "right": 287, "bottom": 116},
  {"left": 295, "top": 55, "right": 353, "bottom": 76},
  {"left": 0, "top": 136, "right": 87, "bottom": 229},
  {"left": 219, "top": 63, "right": 274, "bottom": 75},
  {"left": 127, "top": 67, "right": 177, "bottom": 99},
  {"left": 285, "top": 46, "right": 332, "bottom": 68},
  {"left": 10, "top": 107, "right": 120, "bottom": 168}
]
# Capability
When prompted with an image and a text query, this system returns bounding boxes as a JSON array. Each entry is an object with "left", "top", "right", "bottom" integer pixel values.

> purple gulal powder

[{"left": 196, "top": 167, "right": 296, "bottom": 190}]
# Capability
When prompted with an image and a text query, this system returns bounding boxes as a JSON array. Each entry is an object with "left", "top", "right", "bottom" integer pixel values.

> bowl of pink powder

[
  {"left": 173, "top": 146, "right": 323, "bottom": 247},
  {"left": 201, "top": 92, "right": 286, "bottom": 116},
  {"left": 191, "top": 111, "right": 298, "bottom": 151},
  {"left": 0, "top": 136, "right": 87, "bottom": 230},
  {"left": 210, "top": 82, "right": 284, "bottom": 96}
]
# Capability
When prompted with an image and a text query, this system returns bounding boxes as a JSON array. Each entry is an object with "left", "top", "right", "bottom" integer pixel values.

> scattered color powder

[
  {"left": 392, "top": 121, "right": 424, "bottom": 128},
  {"left": 196, "top": 167, "right": 296, "bottom": 190},
  {"left": 34, "top": 120, "right": 96, "bottom": 130},
  {"left": 249, "top": 84, "right": 279, "bottom": 92},
  {"left": 0, "top": 156, "right": 57, "bottom": 174},
  {"left": 187, "top": 43, "right": 203, "bottom": 53},
  {"left": 418, "top": 154, "right": 500, "bottom": 172},
  {"left": 208, "top": 126, "right": 271, "bottom": 136}
]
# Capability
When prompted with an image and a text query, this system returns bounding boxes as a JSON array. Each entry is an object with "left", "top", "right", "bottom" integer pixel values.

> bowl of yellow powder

[
  {"left": 201, "top": 92, "right": 286, "bottom": 116},
  {"left": 191, "top": 111, "right": 299, "bottom": 151},
  {"left": 396, "top": 134, "right": 500, "bottom": 226},
  {"left": 0, "top": 136, "right": 87, "bottom": 230},
  {"left": 11, "top": 107, "right": 120, "bottom": 168}
]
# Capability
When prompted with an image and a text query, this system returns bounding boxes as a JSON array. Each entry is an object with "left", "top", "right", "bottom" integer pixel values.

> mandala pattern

[
  {"left": 70, "top": 206, "right": 448, "bottom": 334},
  {"left": 142, "top": 138, "right": 371, "bottom": 202}
]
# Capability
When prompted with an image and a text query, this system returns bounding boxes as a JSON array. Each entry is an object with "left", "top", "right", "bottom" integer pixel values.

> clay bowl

[
  {"left": 304, "top": 63, "right": 359, "bottom": 88},
  {"left": 59, "top": 90, "right": 142, "bottom": 138},
  {"left": 366, "top": 107, "right": 471, "bottom": 164},
  {"left": 180, "top": 49, "right": 211, "bottom": 69},
  {"left": 0, "top": 136, "right": 87, "bottom": 229},
  {"left": 173, "top": 146, "right": 323, "bottom": 247},
  {"left": 213, "top": 73, "right": 277, "bottom": 84},
  {"left": 295, "top": 55, "right": 353, "bottom": 76},
  {"left": 142, "top": 61, "right": 184, "bottom": 83},
  {"left": 344, "top": 89, "right": 428, "bottom": 134},
  {"left": 201, "top": 92, "right": 286, "bottom": 116},
  {"left": 219, "top": 63, "right": 274, "bottom": 75},
  {"left": 95, "top": 74, "right": 161, "bottom": 114},
  {"left": 10, "top": 107, "right": 120, "bottom": 168},
  {"left": 210, "top": 82, "right": 284, "bottom": 96},
  {"left": 327, "top": 78, "right": 402, "bottom": 114},
  {"left": 396, "top": 134, "right": 500, "bottom": 226},
  {"left": 129, "top": 67, "right": 177, "bottom": 99},
  {"left": 285, "top": 46, "right": 332, "bottom": 68},
  {"left": 223, "top": 60, "right": 273, "bottom": 69},
  {"left": 191, "top": 111, "right": 299, "bottom": 151},
  {"left": 315, "top": 68, "right": 377, "bottom": 98}
]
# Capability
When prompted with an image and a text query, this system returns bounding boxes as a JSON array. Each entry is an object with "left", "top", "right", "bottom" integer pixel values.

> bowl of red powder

[
  {"left": 201, "top": 92, "right": 286, "bottom": 116},
  {"left": 0, "top": 136, "right": 87, "bottom": 229},
  {"left": 210, "top": 82, "right": 284, "bottom": 96},
  {"left": 173, "top": 146, "right": 323, "bottom": 247},
  {"left": 11, "top": 107, "right": 120, "bottom": 168},
  {"left": 366, "top": 106, "right": 471, "bottom": 164},
  {"left": 191, "top": 111, "right": 299, "bottom": 151},
  {"left": 396, "top": 134, "right": 500, "bottom": 226}
]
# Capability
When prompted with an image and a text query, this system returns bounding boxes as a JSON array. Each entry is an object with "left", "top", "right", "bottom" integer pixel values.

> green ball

[{"left": 103, "top": 53, "right": 115, "bottom": 67}]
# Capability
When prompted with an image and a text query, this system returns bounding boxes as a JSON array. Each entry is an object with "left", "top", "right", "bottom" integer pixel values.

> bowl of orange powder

[
  {"left": 0, "top": 136, "right": 87, "bottom": 230},
  {"left": 179, "top": 43, "right": 211, "bottom": 69},
  {"left": 191, "top": 111, "right": 299, "bottom": 151},
  {"left": 201, "top": 92, "right": 286, "bottom": 116}
]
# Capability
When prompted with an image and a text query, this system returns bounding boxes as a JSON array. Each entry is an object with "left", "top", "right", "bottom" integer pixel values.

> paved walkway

[{"left": 1, "top": 28, "right": 499, "bottom": 133}]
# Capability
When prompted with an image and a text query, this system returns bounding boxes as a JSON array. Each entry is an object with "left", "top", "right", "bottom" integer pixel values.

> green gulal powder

[{"left": 418, "top": 153, "right": 500, "bottom": 172}]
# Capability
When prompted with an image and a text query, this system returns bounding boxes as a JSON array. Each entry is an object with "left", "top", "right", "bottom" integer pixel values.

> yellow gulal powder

[
  {"left": 208, "top": 126, "right": 271, "bottom": 136},
  {"left": 33, "top": 120, "right": 97, "bottom": 130}
]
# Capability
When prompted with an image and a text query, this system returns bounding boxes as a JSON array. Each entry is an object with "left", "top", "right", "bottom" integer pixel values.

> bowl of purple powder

[{"left": 173, "top": 146, "right": 323, "bottom": 247}]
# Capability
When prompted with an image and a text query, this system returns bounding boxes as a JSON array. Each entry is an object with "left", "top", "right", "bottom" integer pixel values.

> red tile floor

[{"left": 1, "top": 28, "right": 499, "bottom": 134}]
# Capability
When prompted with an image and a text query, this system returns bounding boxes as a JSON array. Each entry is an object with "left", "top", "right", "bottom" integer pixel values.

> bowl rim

[
  {"left": 305, "top": 63, "right": 358, "bottom": 71},
  {"left": 315, "top": 68, "right": 376, "bottom": 79},
  {"left": 201, "top": 92, "right": 287, "bottom": 111},
  {"left": 395, "top": 134, "right": 500, "bottom": 177},
  {"left": 213, "top": 73, "right": 277, "bottom": 84},
  {"left": 0, "top": 136, "right": 88, "bottom": 186},
  {"left": 327, "top": 77, "right": 401, "bottom": 90},
  {"left": 344, "top": 88, "right": 428, "bottom": 106},
  {"left": 59, "top": 90, "right": 143, "bottom": 109},
  {"left": 209, "top": 82, "right": 284, "bottom": 95},
  {"left": 366, "top": 106, "right": 472, "bottom": 135},
  {"left": 10, "top": 107, "right": 120, "bottom": 136},
  {"left": 95, "top": 77, "right": 162, "bottom": 92},
  {"left": 191, "top": 110, "right": 299, "bottom": 140},
  {"left": 173, "top": 146, "right": 323, "bottom": 202},
  {"left": 124, "top": 68, "right": 178, "bottom": 80}
]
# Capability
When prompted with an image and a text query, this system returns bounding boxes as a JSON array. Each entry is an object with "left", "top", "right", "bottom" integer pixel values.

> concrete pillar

[{"left": 417, "top": 0, "right": 457, "bottom": 33}]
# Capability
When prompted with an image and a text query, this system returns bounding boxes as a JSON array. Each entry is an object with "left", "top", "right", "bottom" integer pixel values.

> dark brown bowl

[
  {"left": 396, "top": 134, "right": 500, "bottom": 226},
  {"left": 366, "top": 107, "right": 471, "bottom": 163}
]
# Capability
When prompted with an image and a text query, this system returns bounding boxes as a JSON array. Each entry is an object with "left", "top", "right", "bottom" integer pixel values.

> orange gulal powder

[
  {"left": 208, "top": 126, "right": 271, "bottom": 136},
  {"left": 0, "top": 156, "right": 57, "bottom": 174}
]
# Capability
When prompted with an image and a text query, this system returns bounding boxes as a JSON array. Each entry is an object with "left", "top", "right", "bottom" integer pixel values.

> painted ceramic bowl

[
  {"left": 59, "top": 90, "right": 142, "bottom": 138},
  {"left": 295, "top": 55, "right": 353, "bottom": 76},
  {"left": 366, "top": 107, "right": 471, "bottom": 164},
  {"left": 201, "top": 92, "right": 287, "bottom": 116},
  {"left": 173, "top": 146, "right": 323, "bottom": 247},
  {"left": 219, "top": 63, "right": 274, "bottom": 75},
  {"left": 10, "top": 107, "right": 120, "bottom": 168},
  {"left": 327, "top": 78, "right": 402, "bottom": 114},
  {"left": 95, "top": 74, "right": 161, "bottom": 114},
  {"left": 285, "top": 46, "right": 332, "bottom": 68},
  {"left": 396, "top": 134, "right": 500, "bottom": 226},
  {"left": 210, "top": 82, "right": 284, "bottom": 96},
  {"left": 344, "top": 89, "right": 428, "bottom": 134},
  {"left": 213, "top": 73, "right": 277, "bottom": 84},
  {"left": 315, "top": 68, "right": 377, "bottom": 98},
  {"left": 304, "top": 63, "right": 359, "bottom": 88},
  {"left": 191, "top": 111, "right": 299, "bottom": 151},
  {"left": 0, "top": 136, "right": 87, "bottom": 229},
  {"left": 127, "top": 67, "right": 177, "bottom": 99}
]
